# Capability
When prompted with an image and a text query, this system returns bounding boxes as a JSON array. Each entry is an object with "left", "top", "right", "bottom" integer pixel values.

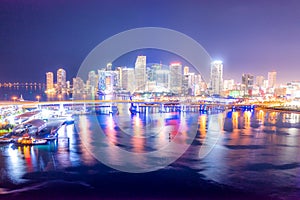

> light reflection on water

[{"left": 0, "top": 108, "right": 299, "bottom": 198}]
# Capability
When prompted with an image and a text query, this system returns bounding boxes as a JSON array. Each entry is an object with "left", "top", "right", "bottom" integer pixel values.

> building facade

[{"left": 210, "top": 61, "right": 223, "bottom": 95}]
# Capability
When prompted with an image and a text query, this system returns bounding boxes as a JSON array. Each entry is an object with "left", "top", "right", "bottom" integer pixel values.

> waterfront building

[
  {"left": 46, "top": 72, "right": 54, "bottom": 93},
  {"left": 98, "top": 69, "right": 118, "bottom": 95},
  {"left": 183, "top": 72, "right": 195, "bottom": 96},
  {"left": 223, "top": 79, "right": 235, "bottom": 91},
  {"left": 268, "top": 71, "right": 277, "bottom": 88},
  {"left": 87, "top": 71, "right": 98, "bottom": 93},
  {"left": 57, "top": 68, "right": 67, "bottom": 93},
  {"left": 210, "top": 61, "right": 223, "bottom": 96},
  {"left": 242, "top": 73, "right": 254, "bottom": 96},
  {"left": 73, "top": 77, "right": 85, "bottom": 95},
  {"left": 116, "top": 67, "right": 123, "bottom": 89},
  {"left": 256, "top": 75, "right": 265, "bottom": 88},
  {"left": 169, "top": 62, "right": 183, "bottom": 94},
  {"left": 135, "top": 56, "right": 147, "bottom": 91},
  {"left": 156, "top": 69, "right": 169, "bottom": 91},
  {"left": 121, "top": 68, "right": 135, "bottom": 93}
]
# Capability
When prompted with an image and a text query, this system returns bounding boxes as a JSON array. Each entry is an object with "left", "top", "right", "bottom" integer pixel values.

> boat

[
  {"left": 0, "top": 138, "right": 13, "bottom": 143},
  {"left": 15, "top": 136, "right": 48, "bottom": 145},
  {"left": 45, "top": 129, "right": 58, "bottom": 141}
]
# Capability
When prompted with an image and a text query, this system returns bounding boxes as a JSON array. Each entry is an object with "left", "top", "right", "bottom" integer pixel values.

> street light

[
  {"left": 58, "top": 94, "right": 62, "bottom": 101},
  {"left": 12, "top": 96, "right": 17, "bottom": 102},
  {"left": 36, "top": 95, "right": 40, "bottom": 102}
]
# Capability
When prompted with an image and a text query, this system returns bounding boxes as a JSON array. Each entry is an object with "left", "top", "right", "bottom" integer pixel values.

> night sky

[{"left": 0, "top": 0, "right": 299, "bottom": 84}]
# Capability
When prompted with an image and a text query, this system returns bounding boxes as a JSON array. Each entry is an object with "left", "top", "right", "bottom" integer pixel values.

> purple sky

[{"left": 0, "top": 0, "right": 299, "bottom": 84}]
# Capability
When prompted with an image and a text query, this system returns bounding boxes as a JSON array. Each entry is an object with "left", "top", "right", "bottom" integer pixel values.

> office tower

[
  {"left": 72, "top": 77, "right": 85, "bottom": 94},
  {"left": 223, "top": 79, "right": 235, "bottom": 91},
  {"left": 87, "top": 70, "right": 98, "bottom": 93},
  {"left": 184, "top": 66, "right": 189, "bottom": 75},
  {"left": 147, "top": 64, "right": 161, "bottom": 82},
  {"left": 169, "top": 62, "right": 183, "bottom": 94},
  {"left": 46, "top": 72, "right": 54, "bottom": 92},
  {"left": 256, "top": 76, "right": 265, "bottom": 88},
  {"left": 121, "top": 68, "right": 135, "bottom": 93},
  {"left": 210, "top": 61, "right": 223, "bottom": 95},
  {"left": 116, "top": 67, "right": 122, "bottom": 89},
  {"left": 135, "top": 56, "right": 147, "bottom": 91},
  {"left": 183, "top": 72, "right": 195, "bottom": 95},
  {"left": 242, "top": 74, "right": 254, "bottom": 96},
  {"left": 156, "top": 69, "right": 169, "bottom": 90},
  {"left": 268, "top": 71, "right": 277, "bottom": 88},
  {"left": 57, "top": 68, "right": 67, "bottom": 92},
  {"left": 98, "top": 70, "right": 118, "bottom": 95}
]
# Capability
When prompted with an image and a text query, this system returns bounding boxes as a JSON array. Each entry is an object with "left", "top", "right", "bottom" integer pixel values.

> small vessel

[
  {"left": 15, "top": 135, "right": 47, "bottom": 145},
  {"left": 0, "top": 138, "right": 13, "bottom": 143}
]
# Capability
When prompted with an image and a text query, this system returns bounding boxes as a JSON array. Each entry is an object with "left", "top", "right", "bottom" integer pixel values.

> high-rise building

[
  {"left": 268, "top": 71, "right": 277, "bottom": 88},
  {"left": 156, "top": 69, "right": 169, "bottom": 90},
  {"left": 169, "top": 62, "right": 183, "bottom": 94},
  {"left": 87, "top": 71, "right": 98, "bottom": 93},
  {"left": 72, "top": 77, "right": 85, "bottom": 95},
  {"left": 46, "top": 72, "right": 54, "bottom": 92},
  {"left": 210, "top": 61, "right": 223, "bottom": 95},
  {"left": 98, "top": 70, "right": 118, "bottom": 95},
  {"left": 147, "top": 64, "right": 161, "bottom": 82},
  {"left": 256, "top": 76, "right": 265, "bottom": 88},
  {"left": 121, "top": 68, "right": 135, "bottom": 93},
  {"left": 242, "top": 73, "right": 254, "bottom": 96},
  {"left": 135, "top": 56, "right": 147, "bottom": 91},
  {"left": 116, "top": 67, "right": 123, "bottom": 89},
  {"left": 57, "top": 68, "right": 67, "bottom": 92},
  {"left": 223, "top": 79, "right": 235, "bottom": 91}
]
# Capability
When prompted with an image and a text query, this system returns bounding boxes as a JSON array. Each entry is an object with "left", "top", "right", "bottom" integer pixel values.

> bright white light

[{"left": 212, "top": 60, "right": 223, "bottom": 64}]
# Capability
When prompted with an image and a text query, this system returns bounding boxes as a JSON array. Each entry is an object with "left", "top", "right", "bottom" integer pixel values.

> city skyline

[{"left": 0, "top": 1, "right": 300, "bottom": 84}]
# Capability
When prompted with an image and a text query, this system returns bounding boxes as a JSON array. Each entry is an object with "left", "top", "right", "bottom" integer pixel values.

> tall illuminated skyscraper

[
  {"left": 121, "top": 68, "right": 135, "bottom": 93},
  {"left": 57, "top": 68, "right": 67, "bottom": 92},
  {"left": 134, "top": 56, "right": 146, "bottom": 91},
  {"left": 256, "top": 76, "right": 265, "bottom": 88},
  {"left": 46, "top": 72, "right": 54, "bottom": 92},
  {"left": 268, "top": 71, "right": 277, "bottom": 88},
  {"left": 242, "top": 73, "right": 254, "bottom": 96},
  {"left": 169, "top": 62, "right": 183, "bottom": 94},
  {"left": 87, "top": 70, "right": 98, "bottom": 93},
  {"left": 210, "top": 61, "right": 223, "bottom": 95}
]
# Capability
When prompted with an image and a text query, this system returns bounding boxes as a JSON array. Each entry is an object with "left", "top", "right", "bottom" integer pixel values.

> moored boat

[
  {"left": 15, "top": 136, "right": 48, "bottom": 145},
  {"left": 0, "top": 138, "right": 13, "bottom": 143}
]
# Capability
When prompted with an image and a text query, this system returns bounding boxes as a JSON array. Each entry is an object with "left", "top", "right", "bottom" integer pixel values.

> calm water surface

[
  {"left": 1, "top": 87, "right": 300, "bottom": 199},
  {"left": 0, "top": 102, "right": 299, "bottom": 199}
]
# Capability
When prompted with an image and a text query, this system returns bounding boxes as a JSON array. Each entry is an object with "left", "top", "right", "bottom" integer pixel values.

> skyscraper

[
  {"left": 169, "top": 62, "right": 183, "bottom": 94},
  {"left": 156, "top": 69, "right": 169, "bottom": 90},
  {"left": 98, "top": 70, "right": 118, "bottom": 95},
  {"left": 121, "top": 68, "right": 135, "bottom": 93},
  {"left": 242, "top": 73, "right": 254, "bottom": 96},
  {"left": 210, "top": 61, "right": 223, "bottom": 95},
  {"left": 57, "top": 68, "right": 67, "bottom": 92},
  {"left": 46, "top": 72, "right": 54, "bottom": 92},
  {"left": 87, "top": 70, "right": 98, "bottom": 93},
  {"left": 256, "top": 76, "right": 265, "bottom": 88},
  {"left": 134, "top": 56, "right": 147, "bottom": 91},
  {"left": 268, "top": 71, "right": 277, "bottom": 88}
]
